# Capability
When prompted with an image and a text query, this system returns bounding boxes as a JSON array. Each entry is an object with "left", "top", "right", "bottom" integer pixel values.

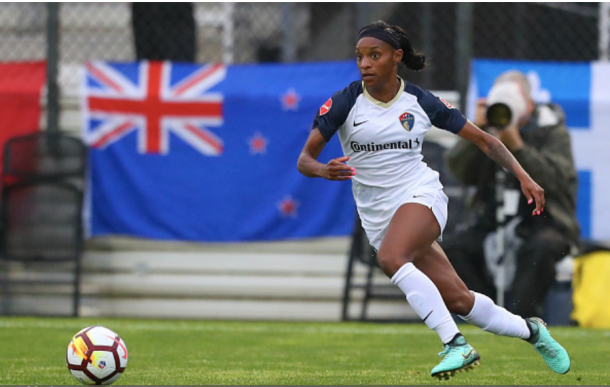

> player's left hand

[{"left": 520, "top": 176, "right": 545, "bottom": 216}]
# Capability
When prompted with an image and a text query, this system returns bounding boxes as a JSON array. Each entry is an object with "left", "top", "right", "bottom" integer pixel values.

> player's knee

[
  {"left": 376, "top": 251, "right": 401, "bottom": 277},
  {"left": 446, "top": 290, "right": 475, "bottom": 316},
  {"left": 376, "top": 248, "right": 422, "bottom": 277}
]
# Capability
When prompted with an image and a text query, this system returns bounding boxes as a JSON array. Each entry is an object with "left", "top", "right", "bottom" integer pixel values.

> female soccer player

[{"left": 297, "top": 20, "right": 571, "bottom": 380}]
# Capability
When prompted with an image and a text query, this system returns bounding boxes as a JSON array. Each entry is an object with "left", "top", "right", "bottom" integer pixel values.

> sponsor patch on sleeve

[
  {"left": 319, "top": 98, "right": 332, "bottom": 116},
  {"left": 439, "top": 97, "right": 454, "bottom": 109}
]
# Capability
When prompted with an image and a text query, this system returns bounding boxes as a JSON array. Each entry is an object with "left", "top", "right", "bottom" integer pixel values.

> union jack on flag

[{"left": 83, "top": 61, "right": 226, "bottom": 155}]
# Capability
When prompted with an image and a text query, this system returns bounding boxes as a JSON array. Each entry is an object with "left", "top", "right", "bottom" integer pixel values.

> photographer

[{"left": 443, "top": 70, "right": 580, "bottom": 317}]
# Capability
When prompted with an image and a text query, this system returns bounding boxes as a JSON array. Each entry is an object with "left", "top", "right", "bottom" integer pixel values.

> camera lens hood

[
  {"left": 486, "top": 103, "right": 512, "bottom": 128},
  {"left": 486, "top": 82, "right": 527, "bottom": 128}
]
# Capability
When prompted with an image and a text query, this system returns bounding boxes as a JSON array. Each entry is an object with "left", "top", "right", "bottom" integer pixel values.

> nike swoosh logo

[
  {"left": 422, "top": 310, "right": 433, "bottom": 322},
  {"left": 413, "top": 195, "right": 424, "bottom": 198},
  {"left": 103, "top": 334, "right": 128, "bottom": 359},
  {"left": 354, "top": 120, "right": 368, "bottom": 127},
  {"left": 462, "top": 349, "right": 474, "bottom": 361}
]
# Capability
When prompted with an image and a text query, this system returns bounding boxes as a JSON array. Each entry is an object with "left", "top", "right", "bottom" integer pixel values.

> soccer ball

[{"left": 66, "top": 326, "right": 128, "bottom": 385}]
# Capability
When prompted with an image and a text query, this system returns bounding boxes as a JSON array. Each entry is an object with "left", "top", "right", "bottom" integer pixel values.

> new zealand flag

[{"left": 83, "top": 60, "right": 360, "bottom": 241}]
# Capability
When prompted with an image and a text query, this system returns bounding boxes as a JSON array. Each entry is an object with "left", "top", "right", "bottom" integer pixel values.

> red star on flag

[
  {"left": 281, "top": 88, "right": 301, "bottom": 111},
  {"left": 278, "top": 196, "right": 299, "bottom": 218},
  {"left": 248, "top": 132, "right": 268, "bottom": 154}
]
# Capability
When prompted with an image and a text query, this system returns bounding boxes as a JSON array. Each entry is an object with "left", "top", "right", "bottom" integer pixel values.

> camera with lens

[{"left": 485, "top": 82, "right": 527, "bottom": 129}]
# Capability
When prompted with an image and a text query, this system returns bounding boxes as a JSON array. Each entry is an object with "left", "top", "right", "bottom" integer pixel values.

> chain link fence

[
  {"left": 0, "top": 2, "right": 607, "bottom": 112},
  {"left": 0, "top": 3, "right": 47, "bottom": 61},
  {"left": 386, "top": 2, "right": 601, "bottom": 92}
]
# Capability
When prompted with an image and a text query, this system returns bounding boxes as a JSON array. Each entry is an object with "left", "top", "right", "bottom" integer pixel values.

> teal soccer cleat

[
  {"left": 430, "top": 334, "right": 480, "bottom": 380},
  {"left": 526, "top": 317, "right": 571, "bottom": 374}
]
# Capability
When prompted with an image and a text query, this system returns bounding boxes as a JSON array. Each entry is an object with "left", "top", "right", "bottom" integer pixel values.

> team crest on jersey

[
  {"left": 399, "top": 112, "right": 415, "bottom": 131},
  {"left": 319, "top": 98, "right": 332, "bottom": 116}
]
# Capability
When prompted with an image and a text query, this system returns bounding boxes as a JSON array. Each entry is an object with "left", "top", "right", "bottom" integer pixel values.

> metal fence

[
  {"left": 1, "top": 2, "right": 608, "bottom": 113},
  {"left": 386, "top": 3, "right": 603, "bottom": 99},
  {"left": 0, "top": 3, "right": 47, "bottom": 61}
]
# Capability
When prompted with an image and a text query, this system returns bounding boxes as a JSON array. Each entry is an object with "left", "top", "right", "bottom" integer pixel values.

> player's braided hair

[{"left": 366, "top": 20, "right": 427, "bottom": 71}]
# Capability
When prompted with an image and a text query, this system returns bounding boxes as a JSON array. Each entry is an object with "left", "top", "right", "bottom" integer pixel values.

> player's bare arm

[
  {"left": 458, "top": 120, "right": 545, "bottom": 215},
  {"left": 297, "top": 128, "right": 355, "bottom": 180}
]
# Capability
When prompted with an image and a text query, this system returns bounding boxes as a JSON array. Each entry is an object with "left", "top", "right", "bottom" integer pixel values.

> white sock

[
  {"left": 459, "top": 292, "right": 530, "bottom": 339},
  {"left": 391, "top": 262, "right": 460, "bottom": 344}
]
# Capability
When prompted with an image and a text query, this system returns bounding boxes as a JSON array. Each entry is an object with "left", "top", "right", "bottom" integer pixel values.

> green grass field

[{"left": 0, "top": 317, "right": 608, "bottom": 385}]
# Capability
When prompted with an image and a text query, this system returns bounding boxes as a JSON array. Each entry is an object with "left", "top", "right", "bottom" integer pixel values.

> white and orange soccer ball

[{"left": 66, "top": 326, "right": 128, "bottom": 385}]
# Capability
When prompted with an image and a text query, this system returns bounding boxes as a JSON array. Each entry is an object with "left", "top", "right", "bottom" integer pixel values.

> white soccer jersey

[{"left": 313, "top": 77, "right": 466, "bottom": 188}]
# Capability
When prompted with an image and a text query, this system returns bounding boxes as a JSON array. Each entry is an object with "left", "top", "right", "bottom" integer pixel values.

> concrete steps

[{"left": 1, "top": 238, "right": 417, "bottom": 321}]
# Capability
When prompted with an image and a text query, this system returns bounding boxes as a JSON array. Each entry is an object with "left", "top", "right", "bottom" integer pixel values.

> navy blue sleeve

[
  {"left": 405, "top": 83, "right": 467, "bottom": 134},
  {"left": 312, "top": 81, "right": 362, "bottom": 142}
]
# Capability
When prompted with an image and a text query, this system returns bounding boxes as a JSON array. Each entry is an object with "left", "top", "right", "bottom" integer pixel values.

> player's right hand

[{"left": 321, "top": 156, "right": 356, "bottom": 181}]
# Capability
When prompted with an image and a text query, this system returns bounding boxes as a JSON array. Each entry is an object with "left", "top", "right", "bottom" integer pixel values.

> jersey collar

[{"left": 362, "top": 77, "right": 404, "bottom": 109}]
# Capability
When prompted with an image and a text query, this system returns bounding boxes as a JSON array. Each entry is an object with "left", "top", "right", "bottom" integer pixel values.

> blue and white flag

[
  {"left": 82, "top": 60, "right": 360, "bottom": 242},
  {"left": 470, "top": 59, "right": 610, "bottom": 240}
]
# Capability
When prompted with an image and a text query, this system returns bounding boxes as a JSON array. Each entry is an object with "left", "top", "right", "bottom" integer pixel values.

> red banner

[{"left": 0, "top": 62, "right": 46, "bottom": 174}]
